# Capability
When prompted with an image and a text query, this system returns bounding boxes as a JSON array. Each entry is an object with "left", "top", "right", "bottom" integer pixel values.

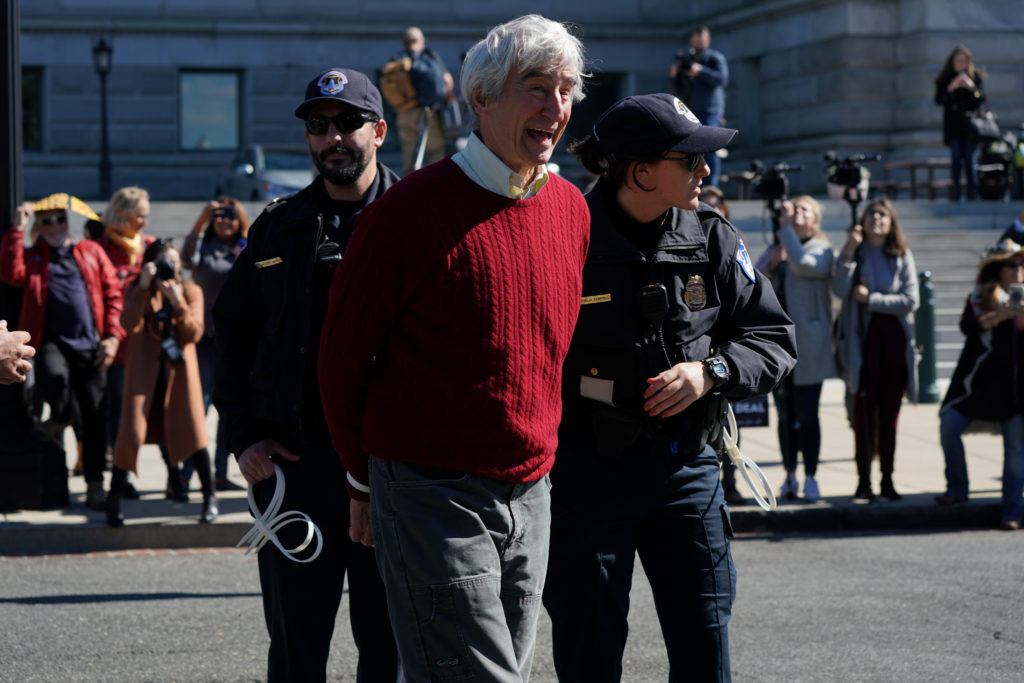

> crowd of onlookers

[{"left": 0, "top": 188, "right": 250, "bottom": 526}]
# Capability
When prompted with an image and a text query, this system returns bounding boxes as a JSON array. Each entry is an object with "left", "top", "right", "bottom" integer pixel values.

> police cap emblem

[{"left": 318, "top": 71, "right": 347, "bottom": 96}]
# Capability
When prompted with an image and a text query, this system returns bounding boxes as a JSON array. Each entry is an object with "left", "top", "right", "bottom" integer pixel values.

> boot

[
  {"left": 105, "top": 493, "right": 124, "bottom": 528},
  {"left": 165, "top": 469, "right": 188, "bottom": 502},
  {"left": 200, "top": 495, "right": 219, "bottom": 524},
  {"left": 193, "top": 448, "right": 218, "bottom": 523},
  {"left": 85, "top": 481, "right": 107, "bottom": 511},
  {"left": 852, "top": 478, "right": 875, "bottom": 503},
  {"left": 880, "top": 474, "right": 901, "bottom": 501}
]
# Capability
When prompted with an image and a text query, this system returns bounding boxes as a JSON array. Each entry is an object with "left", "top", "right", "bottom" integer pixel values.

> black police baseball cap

[
  {"left": 592, "top": 93, "right": 737, "bottom": 159},
  {"left": 294, "top": 68, "right": 384, "bottom": 120}
]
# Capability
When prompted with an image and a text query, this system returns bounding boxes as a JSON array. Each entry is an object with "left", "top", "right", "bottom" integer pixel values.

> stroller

[{"left": 976, "top": 127, "right": 1018, "bottom": 200}]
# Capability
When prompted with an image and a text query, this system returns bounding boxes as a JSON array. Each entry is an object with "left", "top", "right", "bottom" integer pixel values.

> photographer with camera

[
  {"left": 755, "top": 196, "right": 835, "bottom": 502},
  {"left": 106, "top": 239, "right": 217, "bottom": 527},
  {"left": 669, "top": 26, "right": 728, "bottom": 187},
  {"left": 936, "top": 239, "right": 1024, "bottom": 531}
]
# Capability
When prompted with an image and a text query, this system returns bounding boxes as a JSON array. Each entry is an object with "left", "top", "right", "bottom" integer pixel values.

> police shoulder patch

[{"left": 736, "top": 238, "right": 756, "bottom": 283}]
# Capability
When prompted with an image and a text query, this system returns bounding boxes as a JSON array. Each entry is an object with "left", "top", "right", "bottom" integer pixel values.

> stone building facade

[{"left": 17, "top": 0, "right": 1024, "bottom": 199}]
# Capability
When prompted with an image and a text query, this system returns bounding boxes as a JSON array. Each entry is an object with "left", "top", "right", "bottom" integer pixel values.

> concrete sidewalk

[{"left": 0, "top": 379, "right": 1010, "bottom": 555}]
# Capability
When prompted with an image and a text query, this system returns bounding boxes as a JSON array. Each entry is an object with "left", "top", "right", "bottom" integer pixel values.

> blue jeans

[
  {"left": 370, "top": 458, "right": 550, "bottom": 682},
  {"left": 701, "top": 111, "right": 724, "bottom": 188},
  {"left": 940, "top": 407, "right": 1024, "bottom": 521},
  {"left": 544, "top": 438, "right": 734, "bottom": 683},
  {"left": 948, "top": 137, "right": 976, "bottom": 200}
]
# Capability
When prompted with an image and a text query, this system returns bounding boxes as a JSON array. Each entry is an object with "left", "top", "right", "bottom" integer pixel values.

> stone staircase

[{"left": 727, "top": 199, "right": 1024, "bottom": 380}]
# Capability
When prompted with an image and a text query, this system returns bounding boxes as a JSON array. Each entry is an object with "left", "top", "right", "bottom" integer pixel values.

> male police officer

[{"left": 213, "top": 68, "right": 399, "bottom": 682}]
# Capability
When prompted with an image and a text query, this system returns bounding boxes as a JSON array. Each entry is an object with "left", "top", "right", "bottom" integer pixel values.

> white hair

[{"left": 460, "top": 14, "right": 587, "bottom": 126}]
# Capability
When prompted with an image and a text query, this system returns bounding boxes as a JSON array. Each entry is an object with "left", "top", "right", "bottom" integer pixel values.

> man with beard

[{"left": 213, "top": 68, "right": 399, "bottom": 682}]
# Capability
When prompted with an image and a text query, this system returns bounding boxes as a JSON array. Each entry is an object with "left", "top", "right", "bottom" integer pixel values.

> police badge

[{"left": 684, "top": 275, "right": 707, "bottom": 311}]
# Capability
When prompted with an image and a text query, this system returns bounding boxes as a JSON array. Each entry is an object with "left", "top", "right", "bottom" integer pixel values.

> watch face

[{"left": 713, "top": 363, "right": 728, "bottom": 378}]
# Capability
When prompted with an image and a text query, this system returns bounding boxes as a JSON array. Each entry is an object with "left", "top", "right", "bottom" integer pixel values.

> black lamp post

[{"left": 92, "top": 39, "right": 112, "bottom": 199}]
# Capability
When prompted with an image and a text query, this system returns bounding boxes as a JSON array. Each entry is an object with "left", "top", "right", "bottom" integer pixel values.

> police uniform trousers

[
  {"left": 543, "top": 431, "right": 735, "bottom": 683},
  {"left": 254, "top": 439, "right": 397, "bottom": 683}
]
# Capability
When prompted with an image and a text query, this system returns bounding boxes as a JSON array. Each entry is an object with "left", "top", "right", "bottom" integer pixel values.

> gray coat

[
  {"left": 831, "top": 244, "right": 919, "bottom": 403},
  {"left": 756, "top": 226, "right": 836, "bottom": 386}
]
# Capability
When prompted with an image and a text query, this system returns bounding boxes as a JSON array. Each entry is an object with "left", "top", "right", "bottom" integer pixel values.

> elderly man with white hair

[{"left": 319, "top": 14, "right": 590, "bottom": 682}]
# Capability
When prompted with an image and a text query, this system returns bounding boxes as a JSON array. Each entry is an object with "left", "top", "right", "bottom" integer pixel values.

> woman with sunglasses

[
  {"left": 179, "top": 196, "right": 250, "bottom": 492},
  {"left": 936, "top": 239, "right": 1024, "bottom": 530},
  {"left": 833, "top": 198, "right": 919, "bottom": 502},
  {"left": 542, "top": 93, "right": 796, "bottom": 682},
  {"left": 0, "top": 197, "right": 125, "bottom": 511},
  {"left": 106, "top": 239, "right": 217, "bottom": 526}
]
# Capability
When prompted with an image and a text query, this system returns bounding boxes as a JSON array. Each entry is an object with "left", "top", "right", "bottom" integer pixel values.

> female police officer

[{"left": 542, "top": 94, "right": 796, "bottom": 682}]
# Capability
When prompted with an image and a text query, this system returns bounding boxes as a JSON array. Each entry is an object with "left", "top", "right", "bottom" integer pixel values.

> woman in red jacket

[{"left": 0, "top": 198, "right": 125, "bottom": 510}]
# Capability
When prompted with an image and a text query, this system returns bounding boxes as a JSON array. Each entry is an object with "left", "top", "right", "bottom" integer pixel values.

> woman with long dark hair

[
  {"left": 106, "top": 239, "right": 217, "bottom": 526},
  {"left": 542, "top": 93, "right": 796, "bottom": 682},
  {"left": 179, "top": 196, "right": 249, "bottom": 491},
  {"left": 937, "top": 239, "right": 1024, "bottom": 530},
  {"left": 833, "top": 198, "right": 919, "bottom": 502},
  {"left": 934, "top": 45, "right": 986, "bottom": 201}
]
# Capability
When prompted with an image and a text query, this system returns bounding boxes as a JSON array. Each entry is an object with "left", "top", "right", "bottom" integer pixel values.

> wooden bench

[{"left": 880, "top": 158, "right": 952, "bottom": 200}]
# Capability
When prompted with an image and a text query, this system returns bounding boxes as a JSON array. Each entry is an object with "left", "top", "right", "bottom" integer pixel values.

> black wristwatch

[{"left": 703, "top": 356, "right": 731, "bottom": 392}]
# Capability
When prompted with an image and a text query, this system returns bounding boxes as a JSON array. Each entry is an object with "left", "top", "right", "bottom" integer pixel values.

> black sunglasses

[
  {"left": 660, "top": 153, "right": 704, "bottom": 173},
  {"left": 305, "top": 111, "right": 378, "bottom": 136},
  {"left": 213, "top": 205, "right": 237, "bottom": 220},
  {"left": 39, "top": 214, "right": 68, "bottom": 226}
]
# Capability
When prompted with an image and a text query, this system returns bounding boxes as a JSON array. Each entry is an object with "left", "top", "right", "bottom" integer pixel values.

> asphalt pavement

[{"left": 0, "top": 378, "right": 1011, "bottom": 556}]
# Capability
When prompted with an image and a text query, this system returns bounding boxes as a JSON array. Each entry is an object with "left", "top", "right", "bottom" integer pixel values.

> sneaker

[
  {"left": 1001, "top": 520, "right": 1020, "bottom": 531},
  {"left": 780, "top": 473, "right": 798, "bottom": 501},
  {"left": 802, "top": 476, "right": 820, "bottom": 502}
]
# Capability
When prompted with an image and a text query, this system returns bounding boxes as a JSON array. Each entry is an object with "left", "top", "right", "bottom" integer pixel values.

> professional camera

[
  {"left": 674, "top": 47, "right": 697, "bottom": 73},
  {"left": 751, "top": 160, "right": 804, "bottom": 242},
  {"left": 153, "top": 304, "right": 183, "bottom": 364},
  {"left": 154, "top": 258, "right": 176, "bottom": 281},
  {"left": 824, "top": 151, "right": 881, "bottom": 227},
  {"left": 750, "top": 160, "right": 802, "bottom": 202}
]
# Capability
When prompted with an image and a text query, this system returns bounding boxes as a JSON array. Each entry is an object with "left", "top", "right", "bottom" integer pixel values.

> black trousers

[
  {"left": 33, "top": 340, "right": 107, "bottom": 484},
  {"left": 254, "top": 443, "right": 397, "bottom": 683}
]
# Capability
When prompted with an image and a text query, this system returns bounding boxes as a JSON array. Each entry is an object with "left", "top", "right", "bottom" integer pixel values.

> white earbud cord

[
  {"left": 722, "top": 404, "right": 778, "bottom": 511},
  {"left": 236, "top": 464, "right": 324, "bottom": 563}
]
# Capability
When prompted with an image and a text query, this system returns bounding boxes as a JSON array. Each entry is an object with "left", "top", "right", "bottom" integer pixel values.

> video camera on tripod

[
  {"left": 750, "top": 160, "right": 804, "bottom": 242},
  {"left": 824, "top": 151, "right": 881, "bottom": 227}
]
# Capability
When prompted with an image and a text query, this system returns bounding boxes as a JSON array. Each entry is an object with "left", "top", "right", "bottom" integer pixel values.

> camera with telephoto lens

[
  {"left": 824, "top": 151, "right": 880, "bottom": 200},
  {"left": 751, "top": 160, "right": 802, "bottom": 203},
  {"left": 154, "top": 258, "right": 176, "bottom": 281},
  {"left": 153, "top": 305, "right": 183, "bottom": 363},
  {"left": 674, "top": 47, "right": 697, "bottom": 73}
]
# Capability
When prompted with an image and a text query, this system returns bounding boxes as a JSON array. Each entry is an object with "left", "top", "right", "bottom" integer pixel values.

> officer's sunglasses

[
  {"left": 661, "top": 153, "right": 704, "bottom": 173},
  {"left": 39, "top": 214, "right": 68, "bottom": 226},
  {"left": 305, "top": 112, "right": 378, "bottom": 136}
]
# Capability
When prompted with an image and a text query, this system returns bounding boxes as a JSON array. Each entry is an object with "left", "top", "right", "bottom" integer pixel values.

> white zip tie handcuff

[
  {"left": 237, "top": 464, "right": 324, "bottom": 563},
  {"left": 721, "top": 403, "right": 777, "bottom": 511}
]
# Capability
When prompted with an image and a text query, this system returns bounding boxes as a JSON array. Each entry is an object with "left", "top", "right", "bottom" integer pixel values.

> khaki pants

[{"left": 397, "top": 107, "right": 445, "bottom": 173}]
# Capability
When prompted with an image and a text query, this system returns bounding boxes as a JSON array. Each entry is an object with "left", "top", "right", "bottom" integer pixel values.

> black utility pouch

[{"left": 590, "top": 408, "right": 645, "bottom": 460}]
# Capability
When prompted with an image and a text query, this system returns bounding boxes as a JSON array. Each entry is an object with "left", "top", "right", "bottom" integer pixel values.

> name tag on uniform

[
  {"left": 255, "top": 256, "right": 283, "bottom": 269},
  {"left": 581, "top": 293, "right": 612, "bottom": 305},
  {"left": 580, "top": 376, "right": 615, "bottom": 406}
]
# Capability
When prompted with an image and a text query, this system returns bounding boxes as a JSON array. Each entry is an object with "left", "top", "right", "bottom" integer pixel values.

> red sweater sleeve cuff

[{"left": 346, "top": 471, "right": 370, "bottom": 502}]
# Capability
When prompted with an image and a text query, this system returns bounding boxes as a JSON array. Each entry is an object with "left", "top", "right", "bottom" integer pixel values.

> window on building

[
  {"left": 562, "top": 71, "right": 625, "bottom": 152},
  {"left": 22, "top": 66, "right": 42, "bottom": 151},
  {"left": 179, "top": 71, "right": 240, "bottom": 151}
]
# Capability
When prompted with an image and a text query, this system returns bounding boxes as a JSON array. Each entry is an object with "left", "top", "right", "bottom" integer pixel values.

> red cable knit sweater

[{"left": 318, "top": 158, "right": 590, "bottom": 500}]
